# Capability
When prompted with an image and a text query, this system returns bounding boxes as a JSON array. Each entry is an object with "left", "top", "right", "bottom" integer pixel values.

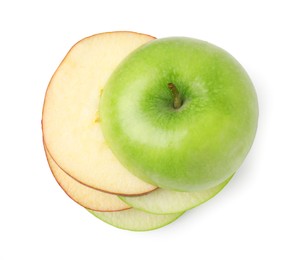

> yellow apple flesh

[
  {"left": 42, "top": 32, "right": 156, "bottom": 195},
  {"left": 44, "top": 147, "right": 130, "bottom": 211}
]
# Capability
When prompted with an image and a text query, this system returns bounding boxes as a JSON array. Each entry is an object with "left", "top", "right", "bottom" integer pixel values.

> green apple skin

[
  {"left": 88, "top": 208, "right": 184, "bottom": 231},
  {"left": 100, "top": 37, "right": 258, "bottom": 192}
]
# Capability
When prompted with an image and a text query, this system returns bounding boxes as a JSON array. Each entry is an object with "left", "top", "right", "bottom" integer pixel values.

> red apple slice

[
  {"left": 44, "top": 146, "right": 130, "bottom": 212},
  {"left": 42, "top": 32, "right": 156, "bottom": 195}
]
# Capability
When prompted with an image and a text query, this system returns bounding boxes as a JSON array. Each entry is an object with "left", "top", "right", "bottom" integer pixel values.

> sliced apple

[
  {"left": 88, "top": 208, "right": 184, "bottom": 231},
  {"left": 42, "top": 31, "right": 156, "bottom": 195},
  {"left": 119, "top": 175, "right": 233, "bottom": 214},
  {"left": 44, "top": 146, "right": 130, "bottom": 212}
]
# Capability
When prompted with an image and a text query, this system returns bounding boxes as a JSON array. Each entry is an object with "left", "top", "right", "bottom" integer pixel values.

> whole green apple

[{"left": 100, "top": 37, "right": 258, "bottom": 192}]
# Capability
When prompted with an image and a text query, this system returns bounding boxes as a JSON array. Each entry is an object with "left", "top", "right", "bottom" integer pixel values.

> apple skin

[
  {"left": 100, "top": 37, "right": 258, "bottom": 192},
  {"left": 88, "top": 208, "right": 184, "bottom": 231}
]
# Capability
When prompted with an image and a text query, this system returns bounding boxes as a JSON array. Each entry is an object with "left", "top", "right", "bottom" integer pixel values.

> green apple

[
  {"left": 119, "top": 175, "right": 233, "bottom": 214},
  {"left": 100, "top": 37, "right": 258, "bottom": 192},
  {"left": 88, "top": 208, "right": 184, "bottom": 231}
]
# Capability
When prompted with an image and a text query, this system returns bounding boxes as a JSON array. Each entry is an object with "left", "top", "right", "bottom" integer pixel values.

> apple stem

[{"left": 168, "top": 83, "right": 182, "bottom": 109}]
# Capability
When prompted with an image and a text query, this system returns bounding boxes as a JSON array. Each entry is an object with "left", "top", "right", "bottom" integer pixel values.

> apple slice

[
  {"left": 44, "top": 146, "right": 130, "bottom": 212},
  {"left": 88, "top": 208, "right": 184, "bottom": 231},
  {"left": 42, "top": 31, "right": 156, "bottom": 195},
  {"left": 119, "top": 175, "right": 233, "bottom": 214}
]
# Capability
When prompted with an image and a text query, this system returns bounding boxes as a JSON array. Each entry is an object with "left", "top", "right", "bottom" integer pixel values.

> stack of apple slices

[{"left": 42, "top": 32, "right": 234, "bottom": 231}]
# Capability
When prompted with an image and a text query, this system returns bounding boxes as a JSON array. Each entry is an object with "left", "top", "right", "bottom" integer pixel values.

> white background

[{"left": 1, "top": 0, "right": 295, "bottom": 259}]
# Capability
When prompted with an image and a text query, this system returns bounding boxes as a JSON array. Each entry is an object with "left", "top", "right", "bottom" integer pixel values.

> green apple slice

[
  {"left": 42, "top": 31, "right": 156, "bottom": 195},
  {"left": 119, "top": 175, "right": 233, "bottom": 214},
  {"left": 44, "top": 146, "right": 130, "bottom": 212},
  {"left": 88, "top": 208, "right": 184, "bottom": 231}
]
